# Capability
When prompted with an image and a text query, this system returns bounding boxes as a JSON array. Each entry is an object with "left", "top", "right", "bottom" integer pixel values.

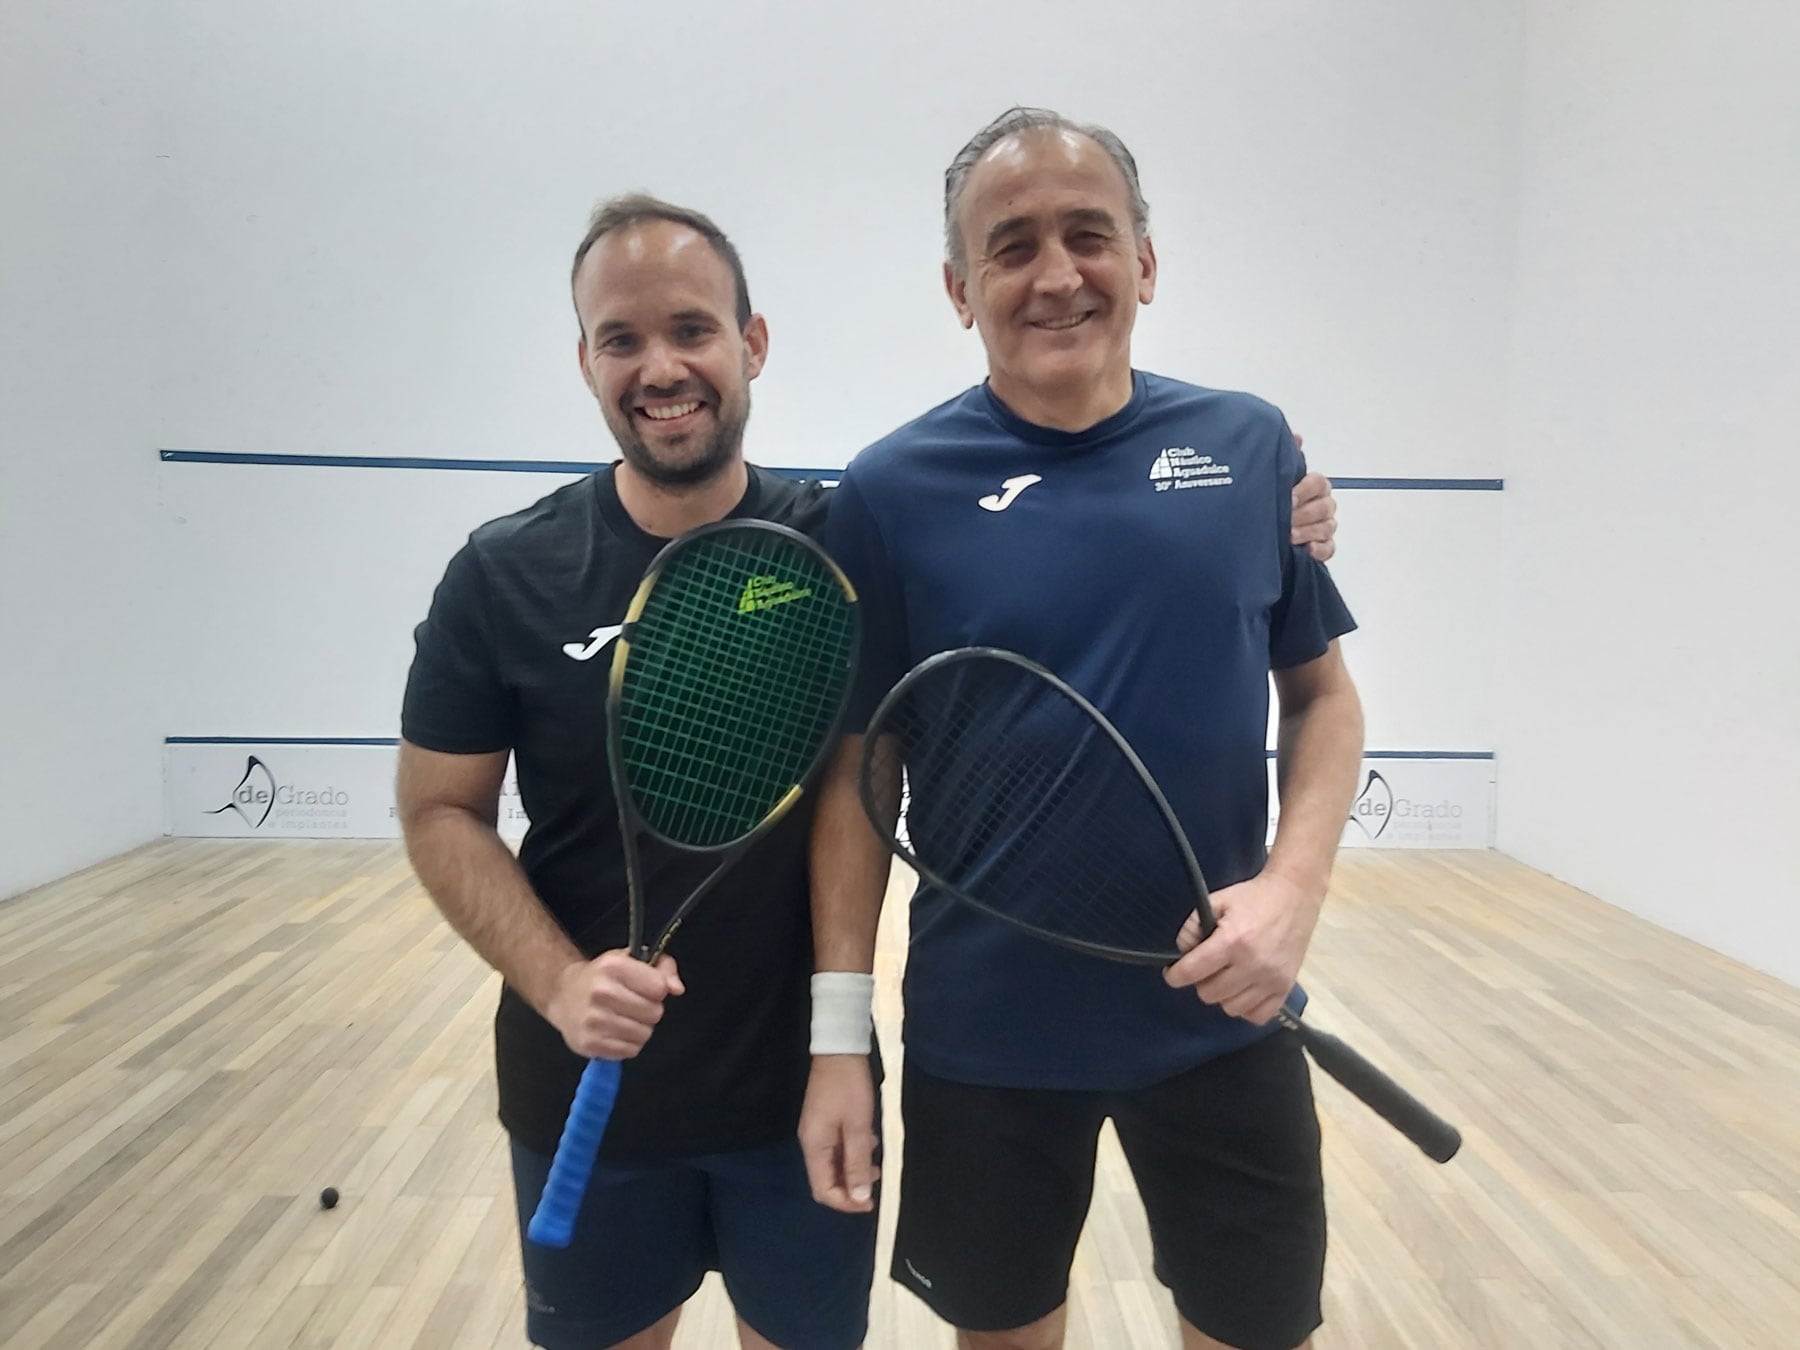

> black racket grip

[{"left": 1288, "top": 1020, "right": 1462, "bottom": 1163}]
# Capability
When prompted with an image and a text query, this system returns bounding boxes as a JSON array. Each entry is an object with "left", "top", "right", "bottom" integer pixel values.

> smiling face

[
  {"left": 945, "top": 128, "right": 1157, "bottom": 429},
  {"left": 574, "top": 219, "right": 767, "bottom": 487}
]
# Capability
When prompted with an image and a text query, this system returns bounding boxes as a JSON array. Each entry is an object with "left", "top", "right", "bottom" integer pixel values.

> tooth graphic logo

[
  {"left": 209, "top": 755, "right": 277, "bottom": 829},
  {"left": 1348, "top": 768, "right": 1393, "bottom": 840},
  {"left": 563, "top": 625, "right": 624, "bottom": 661},
  {"left": 978, "top": 474, "right": 1042, "bottom": 512}
]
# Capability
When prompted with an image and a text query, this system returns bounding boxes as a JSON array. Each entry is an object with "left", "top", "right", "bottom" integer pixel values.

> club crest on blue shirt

[{"left": 1149, "top": 447, "right": 1234, "bottom": 492}]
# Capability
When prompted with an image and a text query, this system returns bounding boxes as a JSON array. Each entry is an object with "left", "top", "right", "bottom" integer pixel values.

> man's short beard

[{"left": 613, "top": 402, "right": 749, "bottom": 488}]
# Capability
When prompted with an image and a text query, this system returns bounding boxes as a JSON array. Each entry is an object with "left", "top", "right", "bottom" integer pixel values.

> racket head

[
  {"left": 859, "top": 647, "right": 1211, "bottom": 965},
  {"left": 607, "top": 519, "right": 860, "bottom": 856}
]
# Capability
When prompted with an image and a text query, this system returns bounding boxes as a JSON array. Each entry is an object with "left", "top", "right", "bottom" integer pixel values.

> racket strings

[
  {"left": 639, "top": 584, "right": 847, "bottom": 779},
  {"left": 868, "top": 659, "right": 1196, "bottom": 960},
  {"left": 621, "top": 532, "right": 856, "bottom": 848}
]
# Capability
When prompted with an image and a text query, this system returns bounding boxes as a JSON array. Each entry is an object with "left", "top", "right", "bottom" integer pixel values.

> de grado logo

[
  {"left": 208, "top": 755, "right": 351, "bottom": 830},
  {"left": 1347, "top": 766, "right": 1467, "bottom": 843}
]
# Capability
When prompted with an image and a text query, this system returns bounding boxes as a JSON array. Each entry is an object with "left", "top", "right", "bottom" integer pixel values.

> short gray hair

[{"left": 943, "top": 107, "right": 1151, "bottom": 272}]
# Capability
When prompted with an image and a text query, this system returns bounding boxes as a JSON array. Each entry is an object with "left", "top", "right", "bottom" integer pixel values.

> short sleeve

[
  {"left": 1270, "top": 422, "right": 1356, "bottom": 669},
  {"left": 400, "top": 541, "right": 518, "bottom": 752},
  {"left": 822, "top": 473, "right": 910, "bottom": 732}
]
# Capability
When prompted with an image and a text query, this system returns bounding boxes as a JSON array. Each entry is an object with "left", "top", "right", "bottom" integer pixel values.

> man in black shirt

[{"left": 398, "top": 195, "right": 872, "bottom": 1350}]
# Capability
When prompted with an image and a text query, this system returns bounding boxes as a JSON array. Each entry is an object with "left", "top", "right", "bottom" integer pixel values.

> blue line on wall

[
  {"left": 164, "top": 737, "right": 1492, "bottom": 760},
  {"left": 1328, "top": 478, "right": 1502, "bottom": 491},
  {"left": 159, "top": 450, "right": 1498, "bottom": 490},
  {"left": 165, "top": 736, "right": 401, "bottom": 746},
  {"left": 160, "top": 450, "right": 600, "bottom": 474},
  {"left": 1265, "top": 750, "right": 1493, "bottom": 761}
]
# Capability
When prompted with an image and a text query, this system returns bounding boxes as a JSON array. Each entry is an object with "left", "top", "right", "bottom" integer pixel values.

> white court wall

[
  {"left": 153, "top": 0, "right": 1516, "bottom": 744},
  {"left": 154, "top": 0, "right": 1520, "bottom": 478},
  {"left": 1499, "top": 2, "right": 1800, "bottom": 981},
  {"left": 157, "top": 468, "right": 1501, "bottom": 755},
  {"left": 13, "top": 1, "right": 1521, "bottom": 892},
  {"left": 1, "top": 3, "right": 167, "bottom": 898}
]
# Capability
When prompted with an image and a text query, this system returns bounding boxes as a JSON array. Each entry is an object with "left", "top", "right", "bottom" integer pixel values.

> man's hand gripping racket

[{"left": 858, "top": 647, "right": 1460, "bottom": 1165}]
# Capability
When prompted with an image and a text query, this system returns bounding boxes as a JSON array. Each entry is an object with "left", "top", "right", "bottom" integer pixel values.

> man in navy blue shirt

[{"left": 802, "top": 109, "right": 1365, "bottom": 1350}]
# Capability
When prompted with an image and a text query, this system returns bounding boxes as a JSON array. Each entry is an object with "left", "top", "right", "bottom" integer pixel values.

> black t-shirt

[{"left": 401, "top": 464, "right": 831, "bottom": 1160}]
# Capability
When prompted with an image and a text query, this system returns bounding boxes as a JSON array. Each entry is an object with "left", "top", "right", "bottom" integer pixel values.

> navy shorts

[{"left": 511, "top": 1137, "right": 877, "bottom": 1350}]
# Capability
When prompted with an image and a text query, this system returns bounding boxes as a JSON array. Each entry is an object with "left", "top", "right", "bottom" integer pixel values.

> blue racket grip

[{"left": 527, "top": 1057, "right": 623, "bottom": 1247}]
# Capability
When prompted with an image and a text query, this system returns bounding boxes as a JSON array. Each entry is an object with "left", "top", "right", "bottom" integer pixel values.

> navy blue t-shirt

[{"left": 823, "top": 371, "right": 1356, "bottom": 1091}]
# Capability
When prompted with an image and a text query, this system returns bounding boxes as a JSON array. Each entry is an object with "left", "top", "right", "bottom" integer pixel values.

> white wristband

[{"left": 810, "top": 971, "right": 875, "bottom": 1055}]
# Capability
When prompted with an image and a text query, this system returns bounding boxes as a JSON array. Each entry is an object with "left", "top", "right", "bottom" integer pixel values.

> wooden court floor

[{"left": 1, "top": 842, "right": 1796, "bottom": 1349}]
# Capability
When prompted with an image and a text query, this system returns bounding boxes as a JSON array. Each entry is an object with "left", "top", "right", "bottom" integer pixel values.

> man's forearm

[
  {"left": 1266, "top": 684, "right": 1364, "bottom": 894},
  {"left": 809, "top": 737, "right": 890, "bottom": 973},
  {"left": 402, "top": 805, "right": 583, "bottom": 1017}
]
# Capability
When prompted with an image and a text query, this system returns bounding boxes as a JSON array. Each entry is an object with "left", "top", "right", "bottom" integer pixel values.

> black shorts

[{"left": 891, "top": 1033, "right": 1326, "bottom": 1350}]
